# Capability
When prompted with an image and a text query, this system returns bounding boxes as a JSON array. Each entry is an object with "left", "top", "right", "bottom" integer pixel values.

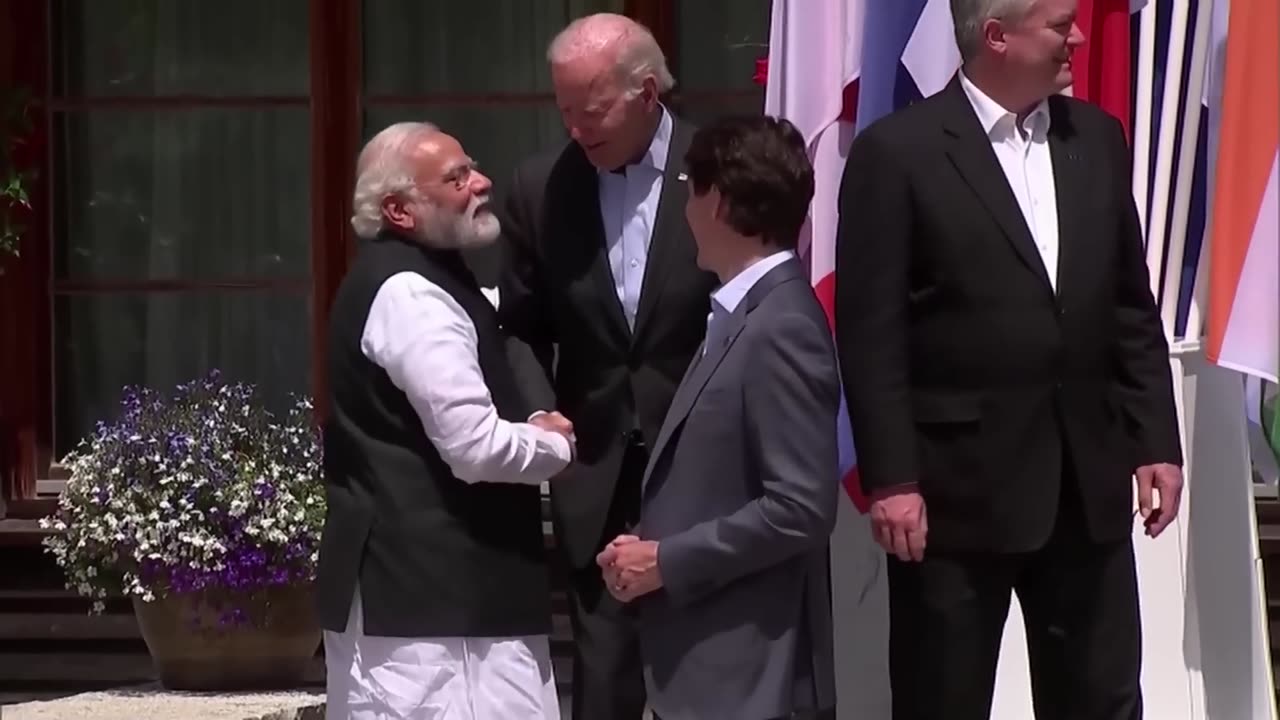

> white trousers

[{"left": 324, "top": 590, "right": 560, "bottom": 720}]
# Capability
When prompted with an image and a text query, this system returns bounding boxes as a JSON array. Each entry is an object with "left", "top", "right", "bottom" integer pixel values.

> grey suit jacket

[{"left": 635, "top": 258, "right": 842, "bottom": 720}]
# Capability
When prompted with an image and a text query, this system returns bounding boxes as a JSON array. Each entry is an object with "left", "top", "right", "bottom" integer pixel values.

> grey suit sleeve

[{"left": 657, "top": 311, "right": 842, "bottom": 607}]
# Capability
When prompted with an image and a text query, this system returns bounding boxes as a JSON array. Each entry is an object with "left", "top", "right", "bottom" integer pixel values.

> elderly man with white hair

[
  {"left": 316, "top": 121, "right": 576, "bottom": 719},
  {"left": 497, "top": 14, "right": 718, "bottom": 720}
]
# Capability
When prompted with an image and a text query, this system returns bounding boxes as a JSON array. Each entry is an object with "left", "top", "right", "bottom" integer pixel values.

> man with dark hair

[
  {"left": 597, "top": 115, "right": 841, "bottom": 720},
  {"left": 836, "top": 0, "right": 1184, "bottom": 717}
]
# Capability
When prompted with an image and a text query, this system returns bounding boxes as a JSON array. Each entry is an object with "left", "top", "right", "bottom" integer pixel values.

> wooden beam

[
  {"left": 308, "top": 0, "right": 363, "bottom": 421},
  {"left": 0, "top": 0, "right": 52, "bottom": 504},
  {"left": 625, "top": 0, "right": 678, "bottom": 73}
]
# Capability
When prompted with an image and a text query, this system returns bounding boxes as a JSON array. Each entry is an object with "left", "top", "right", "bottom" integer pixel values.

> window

[
  {"left": 671, "top": 0, "right": 769, "bottom": 124},
  {"left": 0, "top": 0, "right": 771, "bottom": 504},
  {"left": 49, "top": 1, "right": 314, "bottom": 461},
  {"left": 361, "top": 0, "right": 624, "bottom": 285}
]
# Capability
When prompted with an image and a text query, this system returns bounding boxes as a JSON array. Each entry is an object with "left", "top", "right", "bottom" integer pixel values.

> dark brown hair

[{"left": 682, "top": 115, "right": 814, "bottom": 249}]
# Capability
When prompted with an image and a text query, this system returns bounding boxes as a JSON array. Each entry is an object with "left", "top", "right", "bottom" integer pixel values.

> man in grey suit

[{"left": 596, "top": 115, "right": 841, "bottom": 720}]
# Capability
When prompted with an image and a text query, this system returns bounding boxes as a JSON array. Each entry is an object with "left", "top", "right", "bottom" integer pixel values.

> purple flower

[{"left": 40, "top": 370, "right": 325, "bottom": 619}]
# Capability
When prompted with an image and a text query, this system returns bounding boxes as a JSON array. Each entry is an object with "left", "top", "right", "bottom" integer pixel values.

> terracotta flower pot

[{"left": 132, "top": 583, "right": 321, "bottom": 691}]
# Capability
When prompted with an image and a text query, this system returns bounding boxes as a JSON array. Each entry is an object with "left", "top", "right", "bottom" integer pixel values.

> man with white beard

[{"left": 317, "top": 121, "right": 576, "bottom": 719}]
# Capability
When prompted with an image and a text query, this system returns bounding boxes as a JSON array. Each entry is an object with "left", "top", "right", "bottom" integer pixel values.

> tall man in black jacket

[
  {"left": 497, "top": 13, "right": 717, "bottom": 720},
  {"left": 835, "top": 1, "right": 1184, "bottom": 718}
]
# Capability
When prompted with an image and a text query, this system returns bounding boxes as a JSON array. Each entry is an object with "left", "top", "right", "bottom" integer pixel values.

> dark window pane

[
  {"left": 53, "top": 109, "right": 311, "bottom": 280},
  {"left": 363, "top": 103, "right": 568, "bottom": 286},
  {"left": 362, "top": 0, "right": 624, "bottom": 96},
  {"left": 676, "top": 0, "right": 770, "bottom": 92},
  {"left": 53, "top": 0, "right": 309, "bottom": 97},
  {"left": 674, "top": 94, "right": 765, "bottom": 127},
  {"left": 53, "top": 291, "right": 311, "bottom": 456},
  {"left": 364, "top": 104, "right": 566, "bottom": 200}
]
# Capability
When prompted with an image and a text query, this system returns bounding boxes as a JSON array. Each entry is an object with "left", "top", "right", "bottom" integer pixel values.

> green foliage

[{"left": 1, "top": 88, "right": 36, "bottom": 261}]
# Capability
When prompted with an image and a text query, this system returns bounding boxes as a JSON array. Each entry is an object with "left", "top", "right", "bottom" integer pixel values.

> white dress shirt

[
  {"left": 703, "top": 250, "right": 796, "bottom": 356},
  {"left": 360, "top": 271, "right": 572, "bottom": 484},
  {"left": 599, "top": 107, "right": 673, "bottom": 328},
  {"left": 324, "top": 271, "right": 570, "bottom": 719},
  {"left": 959, "top": 71, "right": 1061, "bottom": 292}
]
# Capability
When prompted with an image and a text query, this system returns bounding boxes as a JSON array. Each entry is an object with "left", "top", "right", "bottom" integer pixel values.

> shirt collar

[
  {"left": 958, "top": 70, "right": 1051, "bottom": 139},
  {"left": 710, "top": 249, "right": 795, "bottom": 315},
  {"left": 600, "top": 105, "right": 673, "bottom": 177}
]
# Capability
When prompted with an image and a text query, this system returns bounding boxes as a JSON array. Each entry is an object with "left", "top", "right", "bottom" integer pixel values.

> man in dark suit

[
  {"left": 497, "top": 13, "right": 718, "bottom": 719},
  {"left": 835, "top": 1, "right": 1184, "bottom": 718},
  {"left": 598, "top": 115, "right": 841, "bottom": 720}
]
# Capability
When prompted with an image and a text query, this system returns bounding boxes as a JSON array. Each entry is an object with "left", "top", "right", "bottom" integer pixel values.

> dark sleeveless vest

[{"left": 316, "top": 230, "right": 549, "bottom": 637}]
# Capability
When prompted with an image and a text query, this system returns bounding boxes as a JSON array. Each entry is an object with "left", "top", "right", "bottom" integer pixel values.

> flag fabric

[
  {"left": 1204, "top": 0, "right": 1279, "bottom": 384},
  {"left": 764, "top": 0, "right": 866, "bottom": 514},
  {"left": 1072, "top": 0, "right": 1139, "bottom": 137}
]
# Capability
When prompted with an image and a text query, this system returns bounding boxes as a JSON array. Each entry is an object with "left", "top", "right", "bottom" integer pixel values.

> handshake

[{"left": 530, "top": 411, "right": 576, "bottom": 457}]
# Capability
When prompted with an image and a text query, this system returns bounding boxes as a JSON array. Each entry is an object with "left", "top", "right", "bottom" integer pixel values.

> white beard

[{"left": 418, "top": 195, "right": 500, "bottom": 249}]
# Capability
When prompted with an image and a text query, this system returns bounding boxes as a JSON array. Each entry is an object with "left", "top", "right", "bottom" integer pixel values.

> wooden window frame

[{"left": 0, "top": 0, "right": 751, "bottom": 512}]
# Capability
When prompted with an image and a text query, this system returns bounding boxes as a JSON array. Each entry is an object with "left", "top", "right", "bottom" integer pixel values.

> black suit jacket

[
  {"left": 498, "top": 116, "right": 719, "bottom": 568},
  {"left": 835, "top": 77, "right": 1182, "bottom": 553}
]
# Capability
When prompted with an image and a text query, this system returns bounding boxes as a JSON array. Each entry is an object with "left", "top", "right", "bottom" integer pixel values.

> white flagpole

[
  {"left": 1132, "top": 3, "right": 1158, "bottom": 237},
  {"left": 1144, "top": 0, "right": 1191, "bottom": 311},
  {"left": 1158, "top": 0, "right": 1213, "bottom": 339}
]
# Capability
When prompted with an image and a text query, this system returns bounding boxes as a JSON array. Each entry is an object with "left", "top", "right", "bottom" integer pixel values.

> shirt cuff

[{"left": 547, "top": 429, "right": 573, "bottom": 464}]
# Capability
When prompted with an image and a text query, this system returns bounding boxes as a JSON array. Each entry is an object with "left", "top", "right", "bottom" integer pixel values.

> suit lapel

[
  {"left": 631, "top": 117, "right": 696, "bottom": 341},
  {"left": 939, "top": 78, "right": 1053, "bottom": 293},
  {"left": 1047, "top": 97, "right": 1087, "bottom": 304},
  {"left": 642, "top": 260, "right": 804, "bottom": 497}
]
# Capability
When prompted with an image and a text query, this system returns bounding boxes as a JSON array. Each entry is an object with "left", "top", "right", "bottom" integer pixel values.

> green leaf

[{"left": 1265, "top": 389, "right": 1280, "bottom": 464}]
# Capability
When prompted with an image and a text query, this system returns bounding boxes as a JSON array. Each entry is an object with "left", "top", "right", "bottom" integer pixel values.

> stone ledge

[{"left": 0, "top": 684, "right": 324, "bottom": 720}]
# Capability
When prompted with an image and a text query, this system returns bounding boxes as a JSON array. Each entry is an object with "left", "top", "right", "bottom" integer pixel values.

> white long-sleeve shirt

[{"left": 359, "top": 271, "right": 572, "bottom": 485}]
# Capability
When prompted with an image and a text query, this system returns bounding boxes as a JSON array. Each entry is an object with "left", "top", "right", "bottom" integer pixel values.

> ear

[
  {"left": 981, "top": 17, "right": 1009, "bottom": 55},
  {"left": 710, "top": 187, "right": 729, "bottom": 222},
  {"left": 640, "top": 75, "right": 660, "bottom": 109},
  {"left": 381, "top": 193, "right": 416, "bottom": 231}
]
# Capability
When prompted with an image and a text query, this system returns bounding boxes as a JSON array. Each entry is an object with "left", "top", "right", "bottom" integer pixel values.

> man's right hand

[
  {"left": 869, "top": 485, "right": 928, "bottom": 562},
  {"left": 530, "top": 411, "right": 576, "bottom": 458},
  {"left": 530, "top": 410, "right": 573, "bottom": 437}
]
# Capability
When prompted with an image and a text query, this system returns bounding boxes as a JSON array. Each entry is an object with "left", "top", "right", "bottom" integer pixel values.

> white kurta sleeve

[{"left": 360, "top": 271, "right": 572, "bottom": 485}]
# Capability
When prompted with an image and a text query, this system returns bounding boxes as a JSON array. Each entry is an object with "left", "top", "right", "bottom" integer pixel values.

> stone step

[{"left": 1, "top": 684, "right": 326, "bottom": 720}]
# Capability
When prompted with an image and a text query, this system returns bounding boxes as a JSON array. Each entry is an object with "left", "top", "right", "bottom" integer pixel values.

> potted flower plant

[{"left": 40, "top": 370, "right": 326, "bottom": 690}]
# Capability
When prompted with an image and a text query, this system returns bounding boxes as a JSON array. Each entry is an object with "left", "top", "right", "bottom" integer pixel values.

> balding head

[
  {"left": 547, "top": 13, "right": 675, "bottom": 94},
  {"left": 547, "top": 14, "right": 674, "bottom": 171}
]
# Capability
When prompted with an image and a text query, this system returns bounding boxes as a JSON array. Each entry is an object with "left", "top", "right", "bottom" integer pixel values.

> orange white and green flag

[{"left": 1204, "top": 0, "right": 1279, "bottom": 386}]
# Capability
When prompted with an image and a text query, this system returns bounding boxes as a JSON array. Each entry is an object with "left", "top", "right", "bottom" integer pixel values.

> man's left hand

[
  {"left": 596, "top": 535, "right": 663, "bottom": 602},
  {"left": 1136, "top": 462, "right": 1183, "bottom": 538}
]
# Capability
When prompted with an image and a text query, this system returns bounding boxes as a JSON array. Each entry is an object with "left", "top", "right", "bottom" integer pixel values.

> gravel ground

[{"left": 0, "top": 684, "right": 324, "bottom": 720}]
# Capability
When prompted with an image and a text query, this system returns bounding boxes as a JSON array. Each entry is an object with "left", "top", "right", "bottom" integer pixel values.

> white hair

[
  {"left": 350, "top": 121, "right": 439, "bottom": 239},
  {"left": 950, "top": 0, "right": 1037, "bottom": 62},
  {"left": 547, "top": 13, "right": 676, "bottom": 94}
]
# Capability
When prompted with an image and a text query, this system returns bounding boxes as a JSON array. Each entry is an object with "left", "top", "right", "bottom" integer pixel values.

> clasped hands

[
  {"left": 530, "top": 411, "right": 576, "bottom": 456},
  {"left": 596, "top": 534, "right": 662, "bottom": 603}
]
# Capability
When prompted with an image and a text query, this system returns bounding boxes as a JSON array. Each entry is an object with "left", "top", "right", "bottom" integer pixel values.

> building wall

[{"left": 0, "top": 0, "right": 769, "bottom": 499}]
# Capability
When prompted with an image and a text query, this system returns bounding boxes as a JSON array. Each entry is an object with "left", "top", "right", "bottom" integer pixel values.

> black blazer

[
  {"left": 497, "top": 116, "right": 719, "bottom": 568},
  {"left": 834, "top": 77, "right": 1182, "bottom": 553}
]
